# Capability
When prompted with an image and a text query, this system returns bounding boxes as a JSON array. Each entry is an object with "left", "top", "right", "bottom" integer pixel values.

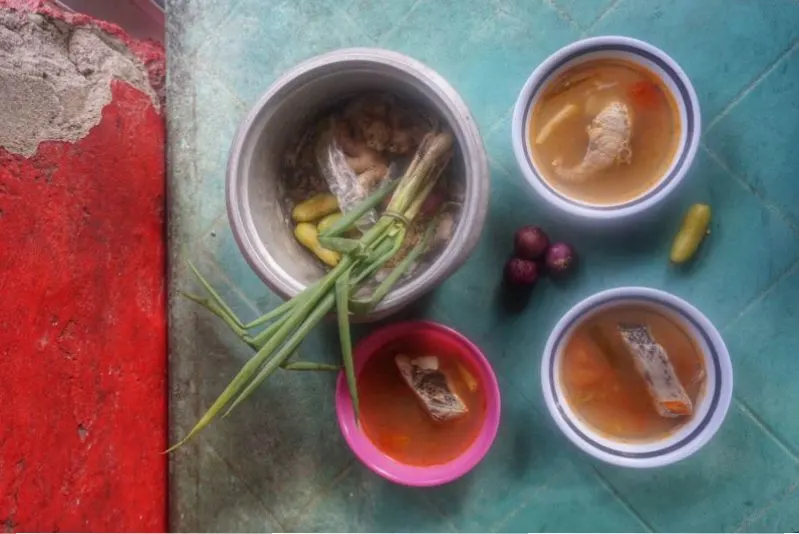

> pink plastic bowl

[{"left": 335, "top": 320, "right": 501, "bottom": 487}]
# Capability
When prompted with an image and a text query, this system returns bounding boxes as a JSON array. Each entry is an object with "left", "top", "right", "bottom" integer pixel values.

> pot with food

[{"left": 168, "top": 49, "right": 489, "bottom": 451}]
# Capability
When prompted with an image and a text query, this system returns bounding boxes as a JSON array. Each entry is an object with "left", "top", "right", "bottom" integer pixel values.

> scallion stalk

[{"left": 169, "top": 131, "right": 454, "bottom": 451}]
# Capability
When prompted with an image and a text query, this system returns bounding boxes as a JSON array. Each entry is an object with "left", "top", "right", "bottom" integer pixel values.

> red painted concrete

[{"left": 0, "top": 2, "right": 167, "bottom": 532}]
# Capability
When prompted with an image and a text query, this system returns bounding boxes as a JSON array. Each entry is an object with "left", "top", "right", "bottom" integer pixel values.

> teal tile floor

[{"left": 166, "top": 0, "right": 799, "bottom": 531}]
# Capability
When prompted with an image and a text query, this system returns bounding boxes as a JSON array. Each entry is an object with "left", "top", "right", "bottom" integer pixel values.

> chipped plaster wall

[
  {"left": 0, "top": 7, "right": 159, "bottom": 155},
  {"left": 0, "top": 1, "right": 167, "bottom": 531}
]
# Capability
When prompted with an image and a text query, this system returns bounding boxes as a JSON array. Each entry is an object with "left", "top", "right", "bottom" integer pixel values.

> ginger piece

[
  {"left": 345, "top": 94, "right": 392, "bottom": 152},
  {"left": 361, "top": 117, "right": 391, "bottom": 152},
  {"left": 344, "top": 94, "right": 390, "bottom": 122},
  {"left": 332, "top": 118, "right": 362, "bottom": 156},
  {"left": 346, "top": 149, "right": 386, "bottom": 174},
  {"left": 331, "top": 117, "right": 387, "bottom": 173},
  {"left": 356, "top": 165, "right": 388, "bottom": 192},
  {"left": 457, "top": 364, "right": 479, "bottom": 393},
  {"left": 386, "top": 103, "right": 433, "bottom": 155},
  {"left": 535, "top": 103, "right": 579, "bottom": 145},
  {"left": 388, "top": 130, "right": 413, "bottom": 155}
]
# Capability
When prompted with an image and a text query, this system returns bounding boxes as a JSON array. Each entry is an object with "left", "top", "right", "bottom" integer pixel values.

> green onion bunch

[{"left": 169, "top": 132, "right": 454, "bottom": 451}]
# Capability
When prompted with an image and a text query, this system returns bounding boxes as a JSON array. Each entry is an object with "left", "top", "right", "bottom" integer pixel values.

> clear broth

[
  {"left": 529, "top": 59, "right": 681, "bottom": 205},
  {"left": 561, "top": 305, "right": 705, "bottom": 441},
  {"left": 359, "top": 338, "right": 487, "bottom": 467}
]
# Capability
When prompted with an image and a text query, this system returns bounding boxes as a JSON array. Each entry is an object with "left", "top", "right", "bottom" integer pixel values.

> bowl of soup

[
  {"left": 512, "top": 36, "right": 701, "bottom": 221},
  {"left": 541, "top": 287, "right": 732, "bottom": 468},
  {"left": 336, "top": 321, "right": 501, "bottom": 486}
]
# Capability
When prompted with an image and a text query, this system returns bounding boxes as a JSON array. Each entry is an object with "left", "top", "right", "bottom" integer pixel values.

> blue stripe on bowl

[
  {"left": 522, "top": 44, "right": 694, "bottom": 211},
  {"left": 548, "top": 295, "right": 721, "bottom": 459}
]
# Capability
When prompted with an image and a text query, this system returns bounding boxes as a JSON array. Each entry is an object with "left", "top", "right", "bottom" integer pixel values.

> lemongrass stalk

[
  {"left": 169, "top": 259, "right": 351, "bottom": 449},
  {"left": 386, "top": 133, "right": 453, "bottom": 215},
  {"left": 403, "top": 156, "right": 450, "bottom": 221},
  {"left": 224, "top": 290, "right": 337, "bottom": 414},
  {"left": 242, "top": 297, "right": 297, "bottom": 329},
  {"left": 335, "top": 270, "right": 358, "bottom": 420},
  {"left": 246, "top": 311, "right": 292, "bottom": 349},
  {"left": 320, "top": 178, "right": 398, "bottom": 238},
  {"left": 172, "top": 131, "right": 455, "bottom": 451},
  {"left": 180, "top": 291, "right": 246, "bottom": 338},
  {"left": 165, "top": 334, "right": 280, "bottom": 452},
  {"left": 185, "top": 263, "right": 301, "bottom": 333},
  {"left": 187, "top": 261, "right": 245, "bottom": 330},
  {"left": 317, "top": 236, "right": 362, "bottom": 254},
  {"left": 350, "top": 216, "right": 438, "bottom": 314},
  {"left": 282, "top": 362, "right": 341, "bottom": 372}
]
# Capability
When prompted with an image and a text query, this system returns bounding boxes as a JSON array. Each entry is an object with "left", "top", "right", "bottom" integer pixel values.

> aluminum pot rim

[{"left": 226, "top": 47, "right": 489, "bottom": 320}]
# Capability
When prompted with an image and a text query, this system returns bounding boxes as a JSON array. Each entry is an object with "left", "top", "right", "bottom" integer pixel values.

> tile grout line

[
  {"left": 542, "top": 0, "right": 583, "bottom": 34},
  {"left": 200, "top": 438, "right": 288, "bottom": 532},
  {"left": 205, "top": 257, "right": 264, "bottom": 319},
  {"left": 177, "top": 0, "right": 246, "bottom": 61},
  {"left": 486, "top": 105, "right": 514, "bottom": 137},
  {"left": 326, "top": 4, "right": 379, "bottom": 47},
  {"left": 415, "top": 494, "right": 459, "bottom": 532},
  {"left": 705, "top": 38, "right": 799, "bottom": 134},
  {"left": 701, "top": 144, "right": 799, "bottom": 237},
  {"left": 282, "top": 461, "right": 355, "bottom": 531},
  {"left": 376, "top": 0, "right": 427, "bottom": 47},
  {"left": 196, "top": 63, "right": 249, "bottom": 110},
  {"left": 496, "top": 380, "right": 655, "bottom": 533},
  {"left": 189, "top": 209, "right": 228, "bottom": 250},
  {"left": 185, "top": 224, "right": 266, "bottom": 321},
  {"left": 587, "top": 464, "right": 656, "bottom": 533},
  {"left": 584, "top": 0, "right": 623, "bottom": 35},
  {"left": 206, "top": 0, "right": 247, "bottom": 49},
  {"left": 720, "top": 258, "right": 799, "bottom": 332},
  {"left": 734, "top": 397, "right": 799, "bottom": 464},
  {"left": 489, "top": 470, "right": 566, "bottom": 532},
  {"left": 734, "top": 479, "right": 799, "bottom": 533}
]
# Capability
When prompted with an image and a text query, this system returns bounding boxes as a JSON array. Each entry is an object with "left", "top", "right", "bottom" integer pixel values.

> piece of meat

[
  {"left": 617, "top": 323, "right": 693, "bottom": 418},
  {"left": 553, "top": 101, "right": 632, "bottom": 182},
  {"left": 395, "top": 355, "right": 468, "bottom": 422},
  {"left": 356, "top": 165, "right": 388, "bottom": 194}
]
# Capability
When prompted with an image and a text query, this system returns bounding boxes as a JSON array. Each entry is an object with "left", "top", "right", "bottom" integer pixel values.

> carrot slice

[
  {"left": 628, "top": 80, "right": 659, "bottom": 109},
  {"left": 661, "top": 400, "right": 693, "bottom": 416}
]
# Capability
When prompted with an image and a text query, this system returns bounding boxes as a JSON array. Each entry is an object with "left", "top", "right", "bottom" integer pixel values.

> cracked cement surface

[{"left": 0, "top": 8, "right": 159, "bottom": 156}]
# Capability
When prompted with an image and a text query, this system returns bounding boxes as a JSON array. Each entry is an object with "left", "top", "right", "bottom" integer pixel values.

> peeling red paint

[
  {"left": 0, "top": 2, "right": 166, "bottom": 532},
  {"left": 1, "top": 0, "right": 166, "bottom": 107}
]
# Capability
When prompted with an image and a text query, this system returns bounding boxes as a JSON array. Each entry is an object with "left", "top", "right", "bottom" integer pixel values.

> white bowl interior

[
  {"left": 512, "top": 37, "right": 702, "bottom": 221},
  {"left": 523, "top": 50, "right": 689, "bottom": 209},
  {"left": 542, "top": 288, "right": 732, "bottom": 468}
]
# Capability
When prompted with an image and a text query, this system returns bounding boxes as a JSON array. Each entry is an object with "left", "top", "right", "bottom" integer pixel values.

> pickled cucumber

[{"left": 670, "top": 204, "right": 711, "bottom": 263}]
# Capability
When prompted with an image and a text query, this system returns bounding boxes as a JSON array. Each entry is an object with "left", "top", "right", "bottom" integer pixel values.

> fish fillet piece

[
  {"left": 395, "top": 355, "right": 468, "bottom": 422},
  {"left": 553, "top": 101, "right": 632, "bottom": 182},
  {"left": 618, "top": 324, "right": 693, "bottom": 418}
]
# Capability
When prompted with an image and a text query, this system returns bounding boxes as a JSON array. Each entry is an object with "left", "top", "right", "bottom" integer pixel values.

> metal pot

[{"left": 226, "top": 48, "right": 489, "bottom": 321}]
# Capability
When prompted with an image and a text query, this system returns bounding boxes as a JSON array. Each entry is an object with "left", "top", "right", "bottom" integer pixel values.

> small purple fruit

[
  {"left": 514, "top": 226, "right": 550, "bottom": 260},
  {"left": 505, "top": 257, "right": 539, "bottom": 286},
  {"left": 545, "top": 242, "right": 576, "bottom": 275}
]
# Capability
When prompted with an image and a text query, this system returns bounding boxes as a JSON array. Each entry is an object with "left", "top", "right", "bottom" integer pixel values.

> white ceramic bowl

[
  {"left": 541, "top": 287, "right": 733, "bottom": 468},
  {"left": 512, "top": 36, "right": 701, "bottom": 222}
]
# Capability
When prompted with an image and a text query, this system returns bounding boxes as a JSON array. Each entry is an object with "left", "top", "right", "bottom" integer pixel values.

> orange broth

[
  {"left": 358, "top": 340, "right": 487, "bottom": 466},
  {"left": 561, "top": 305, "right": 705, "bottom": 441},
  {"left": 529, "top": 59, "right": 681, "bottom": 205}
]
